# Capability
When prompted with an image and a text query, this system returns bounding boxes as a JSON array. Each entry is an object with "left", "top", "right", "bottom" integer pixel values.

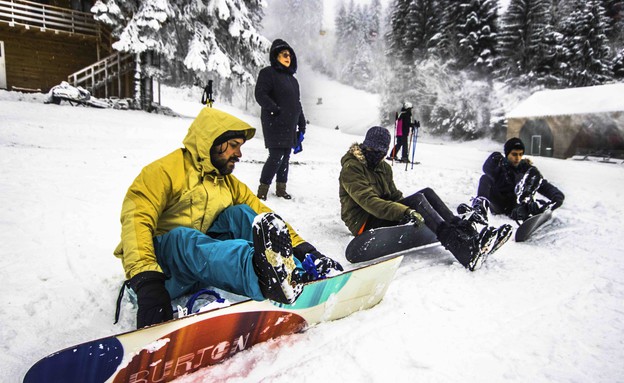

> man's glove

[
  {"left": 414, "top": 120, "right": 421, "bottom": 128},
  {"left": 298, "top": 125, "right": 306, "bottom": 134},
  {"left": 549, "top": 191, "right": 564, "bottom": 211},
  {"left": 401, "top": 209, "right": 424, "bottom": 227},
  {"left": 293, "top": 242, "right": 344, "bottom": 282},
  {"left": 128, "top": 271, "right": 173, "bottom": 329}
]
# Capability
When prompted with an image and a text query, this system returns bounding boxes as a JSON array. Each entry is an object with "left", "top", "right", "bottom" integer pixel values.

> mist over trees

[
  {"left": 380, "top": 0, "right": 623, "bottom": 139},
  {"left": 91, "top": 0, "right": 623, "bottom": 140}
]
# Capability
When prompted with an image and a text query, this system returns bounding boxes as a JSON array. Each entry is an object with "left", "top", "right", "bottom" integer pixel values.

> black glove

[
  {"left": 551, "top": 193, "right": 564, "bottom": 210},
  {"left": 414, "top": 120, "right": 421, "bottom": 128},
  {"left": 129, "top": 271, "right": 173, "bottom": 329},
  {"left": 401, "top": 209, "right": 424, "bottom": 227},
  {"left": 298, "top": 125, "right": 306, "bottom": 134},
  {"left": 293, "top": 242, "right": 344, "bottom": 282}
]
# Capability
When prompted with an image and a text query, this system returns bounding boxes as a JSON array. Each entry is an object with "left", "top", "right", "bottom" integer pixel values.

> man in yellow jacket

[{"left": 115, "top": 108, "right": 342, "bottom": 328}]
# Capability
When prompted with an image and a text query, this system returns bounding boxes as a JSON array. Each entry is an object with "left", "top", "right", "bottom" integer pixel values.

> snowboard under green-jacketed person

[
  {"left": 339, "top": 126, "right": 513, "bottom": 271},
  {"left": 114, "top": 108, "right": 342, "bottom": 329}
]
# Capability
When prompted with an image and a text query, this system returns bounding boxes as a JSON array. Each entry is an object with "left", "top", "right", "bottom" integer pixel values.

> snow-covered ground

[{"left": 1, "top": 72, "right": 623, "bottom": 383}]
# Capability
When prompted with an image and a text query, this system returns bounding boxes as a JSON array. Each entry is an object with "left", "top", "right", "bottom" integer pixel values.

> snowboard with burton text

[{"left": 23, "top": 255, "right": 403, "bottom": 383}]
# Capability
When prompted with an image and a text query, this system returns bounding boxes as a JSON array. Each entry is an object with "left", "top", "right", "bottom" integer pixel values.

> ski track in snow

[{"left": 1, "top": 74, "right": 624, "bottom": 382}]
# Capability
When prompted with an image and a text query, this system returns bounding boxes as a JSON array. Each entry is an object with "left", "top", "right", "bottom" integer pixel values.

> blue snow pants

[{"left": 153, "top": 204, "right": 265, "bottom": 301}]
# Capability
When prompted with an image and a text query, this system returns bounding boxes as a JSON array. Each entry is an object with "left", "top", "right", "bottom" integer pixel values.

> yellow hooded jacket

[{"left": 114, "top": 108, "right": 305, "bottom": 279}]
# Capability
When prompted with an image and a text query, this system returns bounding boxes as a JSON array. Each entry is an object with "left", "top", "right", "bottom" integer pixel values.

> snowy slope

[{"left": 1, "top": 75, "right": 623, "bottom": 383}]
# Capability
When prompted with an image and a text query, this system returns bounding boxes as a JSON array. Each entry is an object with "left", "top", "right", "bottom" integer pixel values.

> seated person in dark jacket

[
  {"left": 476, "top": 137, "right": 565, "bottom": 221},
  {"left": 339, "top": 126, "right": 512, "bottom": 271}
]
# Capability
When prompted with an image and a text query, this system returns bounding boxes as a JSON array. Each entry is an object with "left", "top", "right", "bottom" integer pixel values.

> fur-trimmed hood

[{"left": 345, "top": 143, "right": 366, "bottom": 165}]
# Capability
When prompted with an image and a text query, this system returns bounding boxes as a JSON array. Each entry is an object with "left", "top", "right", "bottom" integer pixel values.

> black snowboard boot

[
  {"left": 486, "top": 224, "right": 513, "bottom": 256},
  {"left": 436, "top": 220, "right": 481, "bottom": 271},
  {"left": 515, "top": 167, "right": 543, "bottom": 204},
  {"left": 252, "top": 212, "right": 302, "bottom": 304},
  {"left": 457, "top": 196, "right": 489, "bottom": 225}
]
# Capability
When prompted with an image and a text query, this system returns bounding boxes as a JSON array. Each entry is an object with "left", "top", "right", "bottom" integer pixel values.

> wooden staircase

[
  {"left": 0, "top": 0, "right": 135, "bottom": 99},
  {"left": 68, "top": 52, "right": 135, "bottom": 99}
]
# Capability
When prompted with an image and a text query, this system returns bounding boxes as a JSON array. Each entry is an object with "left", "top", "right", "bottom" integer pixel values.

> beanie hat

[
  {"left": 362, "top": 126, "right": 391, "bottom": 152},
  {"left": 404, "top": 102, "right": 413, "bottom": 109},
  {"left": 213, "top": 130, "right": 248, "bottom": 147},
  {"left": 504, "top": 137, "right": 525, "bottom": 156}
]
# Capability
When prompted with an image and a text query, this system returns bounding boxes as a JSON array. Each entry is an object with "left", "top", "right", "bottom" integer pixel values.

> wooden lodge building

[
  {"left": 0, "top": 0, "right": 155, "bottom": 108},
  {"left": 506, "top": 83, "right": 624, "bottom": 160}
]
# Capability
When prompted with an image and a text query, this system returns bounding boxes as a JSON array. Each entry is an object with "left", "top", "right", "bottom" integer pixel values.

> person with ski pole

[
  {"left": 339, "top": 126, "right": 512, "bottom": 271},
  {"left": 114, "top": 108, "right": 342, "bottom": 329},
  {"left": 387, "top": 102, "right": 414, "bottom": 163}
]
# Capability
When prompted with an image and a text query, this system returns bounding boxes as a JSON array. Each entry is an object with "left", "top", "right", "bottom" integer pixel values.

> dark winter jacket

[
  {"left": 397, "top": 107, "right": 414, "bottom": 136},
  {"left": 482, "top": 151, "right": 564, "bottom": 209},
  {"left": 255, "top": 39, "right": 306, "bottom": 149},
  {"left": 339, "top": 143, "right": 407, "bottom": 235}
]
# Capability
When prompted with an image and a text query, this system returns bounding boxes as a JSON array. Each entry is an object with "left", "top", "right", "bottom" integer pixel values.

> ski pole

[
  {"left": 410, "top": 124, "right": 419, "bottom": 169},
  {"left": 405, "top": 128, "right": 413, "bottom": 171},
  {"left": 391, "top": 112, "right": 398, "bottom": 165}
]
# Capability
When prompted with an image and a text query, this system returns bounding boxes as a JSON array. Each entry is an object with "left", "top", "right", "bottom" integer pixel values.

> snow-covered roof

[{"left": 507, "top": 83, "right": 624, "bottom": 119}]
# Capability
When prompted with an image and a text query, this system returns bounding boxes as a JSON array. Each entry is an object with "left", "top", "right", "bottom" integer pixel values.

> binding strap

[
  {"left": 185, "top": 289, "right": 225, "bottom": 314},
  {"left": 113, "top": 280, "right": 131, "bottom": 324}
]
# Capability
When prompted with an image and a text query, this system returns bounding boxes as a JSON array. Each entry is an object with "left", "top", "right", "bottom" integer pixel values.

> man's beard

[{"left": 211, "top": 154, "right": 239, "bottom": 175}]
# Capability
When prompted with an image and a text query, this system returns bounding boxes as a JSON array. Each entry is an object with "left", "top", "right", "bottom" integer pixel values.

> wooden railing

[
  {"left": 0, "top": 0, "right": 99, "bottom": 37},
  {"left": 68, "top": 52, "right": 134, "bottom": 98}
]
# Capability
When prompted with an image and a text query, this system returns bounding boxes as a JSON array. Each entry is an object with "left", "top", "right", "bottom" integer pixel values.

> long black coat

[{"left": 255, "top": 39, "right": 306, "bottom": 149}]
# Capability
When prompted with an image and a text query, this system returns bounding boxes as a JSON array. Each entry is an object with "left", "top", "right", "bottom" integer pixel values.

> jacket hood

[
  {"left": 270, "top": 38, "right": 297, "bottom": 74},
  {"left": 342, "top": 143, "right": 367, "bottom": 166},
  {"left": 182, "top": 108, "right": 255, "bottom": 175}
]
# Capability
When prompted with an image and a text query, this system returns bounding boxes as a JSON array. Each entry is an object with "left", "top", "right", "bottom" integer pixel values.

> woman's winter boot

[
  {"left": 257, "top": 183, "right": 269, "bottom": 200},
  {"left": 276, "top": 182, "right": 292, "bottom": 200}
]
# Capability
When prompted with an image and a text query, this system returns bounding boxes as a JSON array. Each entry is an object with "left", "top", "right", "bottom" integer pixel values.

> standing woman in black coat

[{"left": 255, "top": 39, "right": 306, "bottom": 200}]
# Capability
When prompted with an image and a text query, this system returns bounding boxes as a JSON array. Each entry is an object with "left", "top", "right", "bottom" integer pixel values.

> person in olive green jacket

[
  {"left": 339, "top": 126, "right": 512, "bottom": 271},
  {"left": 116, "top": 108, "right": 342, "bottom": 328}
]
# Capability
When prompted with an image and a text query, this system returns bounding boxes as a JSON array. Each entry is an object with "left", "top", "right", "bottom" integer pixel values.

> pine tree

[
  {"left": 436, "top": 0, "right": 466, "bottom": 64},
  {"left": 559, "top": 0, "right": 613, "bottom": 86},
  {"left": 496, "top": 0, "right": 552, "bottom": 85},
  {"left": 92, "top": 0, "right": 270, "bottom": 87},
  {"left": 386, "top": 0, "right": 411, "bottom": 60},
  {"left": 531, "top": 24, "right": 567, "bottom": 87},
  {"left": 600, "top": 0, "right": 624, "bottom": 45},
  {"left": 402, "top": 0, "right": 443, "bottom": 61},
  {"left": 455, "top": 0, "right": 500, "bottom": 75},
  {"left": 613, "top": 48, "right": 624, "bottom": 79}
]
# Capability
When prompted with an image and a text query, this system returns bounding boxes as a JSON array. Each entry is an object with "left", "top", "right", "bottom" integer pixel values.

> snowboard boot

[
  {"left": 252, "top": 212, "right": 302, "bottom": 304},
  {"left": 436, "top": 220, "right": 481, "bottom": 271},
  {"left": 257, "top": 183, "right": 269, "bottom": 201},
  {"left": 486, "top": 224, "right": 513, "bottom": 256},
  {"left": 276, "top": 182, "right": 292, "bottom": 200},
  {"left": 457, "top": 196, "right": 489, "bottom": 226},
  {"left": 514, "top": 167, "right": 543, "bottom": 204}
]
